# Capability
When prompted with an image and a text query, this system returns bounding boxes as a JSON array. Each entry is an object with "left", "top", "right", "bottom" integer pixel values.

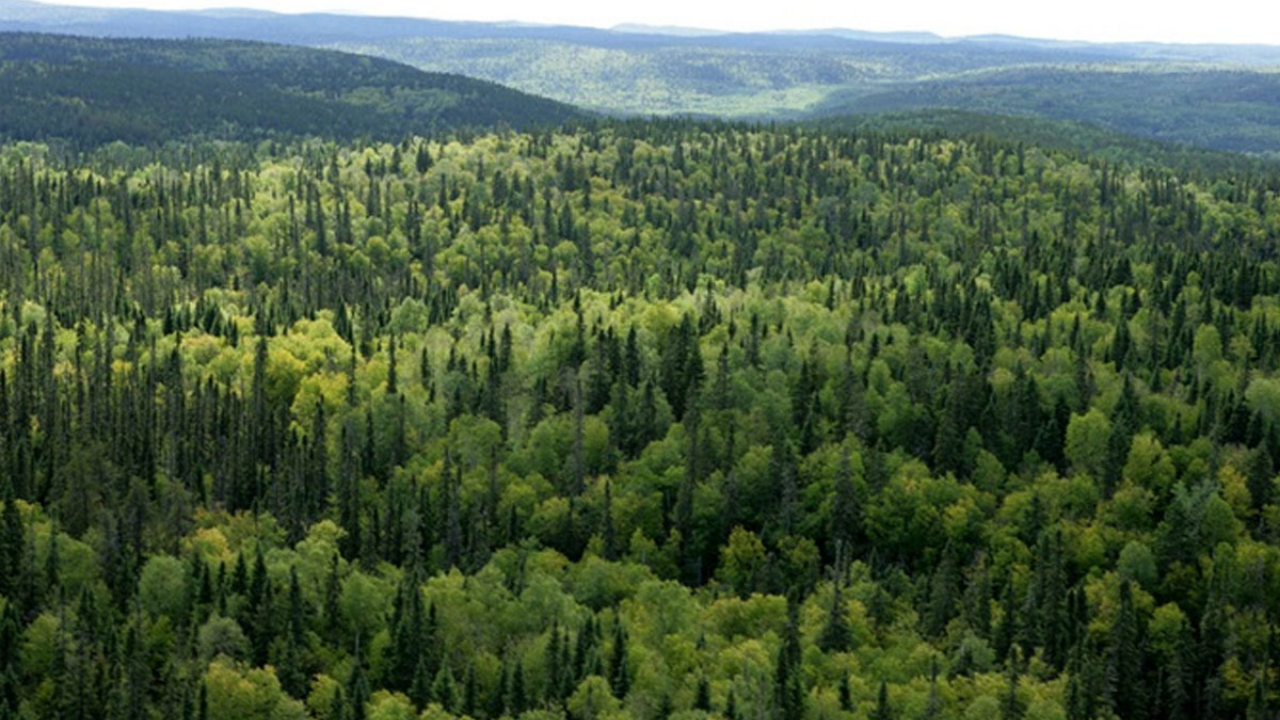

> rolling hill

[
  {"left": 813, "top": 65, "right": 1280, "bottom": 156},
  {"left": 5, "top": 0, "right": 1280, "bottom": 154},
  {"left": 816, "top": 109, "right": 1280, "bottom": 177},
  {"left": 0, "top": 0, "right": 1125, "bottom": 117},
  {"left": 0, "top": 32, "right": 586, "bottom": 146}
]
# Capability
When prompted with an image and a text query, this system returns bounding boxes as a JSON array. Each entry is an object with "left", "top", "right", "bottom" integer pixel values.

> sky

[{"left": 39, "top": 0, "right": 1280, "bottom": 45}]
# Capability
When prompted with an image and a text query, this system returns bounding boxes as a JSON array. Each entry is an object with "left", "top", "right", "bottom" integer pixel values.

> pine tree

[
  {"left": 546, "top": 622, "right": 563, "bottom": 702},
  {"left": 462, "top": 665, "right": 478, "bottom": 719},
  {"left": 410, "top": 655, "right": 433, "bottom": 710},
  {"left": 1247, "top": 665, "right": 1269, "bottom": 720},
  {"left": 870, "top": 682, "right": 894, "bottom": 720},
  {"left": 281, "top": 566, "right": 307, "bottom": 698},
  {"left": 387, "top": 334, "right": 398, "bottom": 396},
  {"left": 772, "top": 427, "right": 799, "bottom": 537},
  {"left": 0, "top": 478, "right": 23, "bottom": 603},
  {"left": 338, "top": 423, "right": 362, "bottom": 560},
  {"left": 432, "top": 662, "right": 457, "bottom": 713},
  {"left": 387, "top": 573, "right": 423, "bottom": 692},
  {"left": 491, "top": 662, "right": 509, "bottom": 719},
  {"left": 510, "top": 660, "right": 527, "bottom": 715},
  {"left": 348, "top": 639, "right": 371, "bottom": 720},
  {"left": 829, "top": 442, "right": 859, "bottom": 557},
  {"left": 995, "top": 580, "right": 1018, "bottom": 663},
  {"left": 329, "top": 687, "right": 346, "bottom": 720},
  {"left": 416, "top": 144, "right": 432, "bottom": 174},
  {"left": 922, "top": 659, "right": 942, "bottom": 719},
  {"left": 838, "top": 672, "right": 852, "bottom": 712},
  {"left": 609, "top": 618, "right": 630, "bottom": 699},
  {"left": 924, "top": 549, "right": 959, "bottom": 638},
  {"left": 248, "top": 546, "right": 274, "bottom": 666},
  {"left": 817, "top": 581, "right": 852, "bottom": 653},
  {"left": 0, "top": 601, "right": 20, "bottom": 715},
  {"left": 694, "top": 674, "right": 711, "bottom": 711},
  {"left": 317, "top": 555, "right": 339, "bottom": 636},
  {"left": 1000, "top": 657, "right": 1025, "bottom": 720},
  {"left": 1106, "top": 580, "right": 1146, "bottom": 720},
  {"left": 774, "top": 600, "right": 805, "bottom": 720}
]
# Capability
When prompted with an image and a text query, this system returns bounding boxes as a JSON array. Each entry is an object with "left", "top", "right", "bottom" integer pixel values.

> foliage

[
  {"left": 0, "top": 33, "right": 584, "bottom": 147},
  {"left": 815, "top": 65, "right": 1280, "bottom": 154},
  {"left": 0, "top": 116, "right": 1278, "bottom": 720}
]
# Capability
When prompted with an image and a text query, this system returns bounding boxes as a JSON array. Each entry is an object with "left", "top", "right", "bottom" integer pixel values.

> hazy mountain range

[{"left": 5, "top": 0, "right": 1280, "bottom": 154}]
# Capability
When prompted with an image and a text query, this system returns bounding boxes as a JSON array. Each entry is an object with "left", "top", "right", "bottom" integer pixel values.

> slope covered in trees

[
  {"left": 817, "top": 110, "right": 1280, "bottom": 178},
  {"left": 0, "top": 33, "right": 585, "bottom": 147},
  {"left": 8, "top": 0, "right": 1280, "bottom": 154},
  {"left": 320, "top": 35, "right": 1109, "bottom": 119},
  {"left": 814, "top": 65, "right": 1280, "bottom": 156},
  {"left": 2, "top": 119, "right": 1280, "bottom": 720}
]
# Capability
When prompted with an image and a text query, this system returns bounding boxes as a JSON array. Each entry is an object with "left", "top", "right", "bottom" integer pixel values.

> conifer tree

[{"left": 818, "top": 581, "right": 852, "bottom": 653}]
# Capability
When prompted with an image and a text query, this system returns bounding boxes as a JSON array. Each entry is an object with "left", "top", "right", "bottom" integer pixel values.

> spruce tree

[
  {"left": 817, "top": 581, "right": 852, "bottom": 653},
  {"left": 870, "top": 682, "right": 894, "bottom": 720}
]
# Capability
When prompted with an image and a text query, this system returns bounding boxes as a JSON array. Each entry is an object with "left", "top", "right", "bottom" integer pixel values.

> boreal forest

[{"left": 2, "top": 22, "right": 1280, "bottom": 720}]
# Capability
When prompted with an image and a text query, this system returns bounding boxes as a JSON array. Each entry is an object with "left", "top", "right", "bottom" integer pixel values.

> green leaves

[
  {"left": 2, "top": 113, "right": 1280, "bottom": 720},
  {"left": 203, "top": 658, "right": 309, "bottom": 720}
]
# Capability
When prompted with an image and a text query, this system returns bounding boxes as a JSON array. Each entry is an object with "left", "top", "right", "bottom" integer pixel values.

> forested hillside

[
  {"left": 814, "top": 66, "right": 1280, "bottom": 156},
  {"left": 319, "top": 35, "right": 1106, "bottom": 119},
  {"left": 817, "top": 110, "right": 1280, "bottom": 178},
  {"left": 8, "top": 0, "right": 1280, "bottom": 154},
  {"left": 2, "top": 120, "right": 1280, "bottom": 720},
  {"left": 0, "top": 34, "right": 584, "bottom": 147}
]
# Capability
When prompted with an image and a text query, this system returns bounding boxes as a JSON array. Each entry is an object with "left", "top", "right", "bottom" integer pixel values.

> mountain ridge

[
  {"left": 6, "top": 0, "right": 1280, "bottom": 54},
  {"left": 0, "top": 31, "right": 586, "bottom": 146},
  {"left": 7, "top": 0, "right": 1280, "bottom": 153}
]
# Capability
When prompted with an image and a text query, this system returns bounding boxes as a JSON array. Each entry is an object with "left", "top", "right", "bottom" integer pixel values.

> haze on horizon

[{"left": 26, "top": 0, "right": 1280, "bottom": 46}]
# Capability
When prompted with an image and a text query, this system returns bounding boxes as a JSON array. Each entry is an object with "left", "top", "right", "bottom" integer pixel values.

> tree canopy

[{"left": 1, "top": 117, "right": 1279, "bottom": 720}]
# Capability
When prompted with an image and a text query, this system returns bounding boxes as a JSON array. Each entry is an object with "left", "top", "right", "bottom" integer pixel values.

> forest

[
  {"left": 0, "top": 34, "right": 583, "bottom": 147},
  {"left": 813, "top": 67, "right": 1280, "bottom": 157},
  {"left": 1, "top": 117, "right": 1280, "bottom": 720}
]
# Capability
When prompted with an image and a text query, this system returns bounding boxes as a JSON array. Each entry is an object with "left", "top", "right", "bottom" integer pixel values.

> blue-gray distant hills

[{"left": 5, "top": 0, "right": 1280, "bottom": 154}]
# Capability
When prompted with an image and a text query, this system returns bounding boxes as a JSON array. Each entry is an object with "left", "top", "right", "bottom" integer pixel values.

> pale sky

[{"left": 40, "top": 0, "right": 1280, "bottom": 45}]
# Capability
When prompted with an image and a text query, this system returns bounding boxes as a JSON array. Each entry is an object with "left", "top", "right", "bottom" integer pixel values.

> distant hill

[
  {"left": 816, "top": 109, "right": 1280, "bottom": 176},
  {"left": 813, "top": 65, "right": 1280, "bottom": 155},
  {"left": 6, "top": 0, "right": 1280, "bottom": 153},
  {"left": 0, "top": 33, "right": 585, "bottom": 146},
  {"left": 0, "top": 0, "right": 1164, "bottom": 119},
  {"left": 321, "top": 35, "right": 1115, "bottom": 118},
  {"left": 610, "top": 24, "right": 727, "bottom": 37}
]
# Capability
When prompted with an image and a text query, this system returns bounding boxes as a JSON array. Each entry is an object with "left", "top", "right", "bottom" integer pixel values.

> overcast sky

[{"left": 42, "top": 0, "right": 1280, "bottom": 45}]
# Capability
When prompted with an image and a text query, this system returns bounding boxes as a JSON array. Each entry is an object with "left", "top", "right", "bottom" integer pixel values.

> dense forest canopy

[
  {"left": 0, "top": 33, "right": 585, "bottom": 147},
  {"left": 816, "top": 110, "right": 1280, "bottom": 180},
  {"left": 2, "top": 118, "right": 1280, "bottom": 720},
  {"left": 812, "top": 66, "right": 1280, "bottom": 156}
]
